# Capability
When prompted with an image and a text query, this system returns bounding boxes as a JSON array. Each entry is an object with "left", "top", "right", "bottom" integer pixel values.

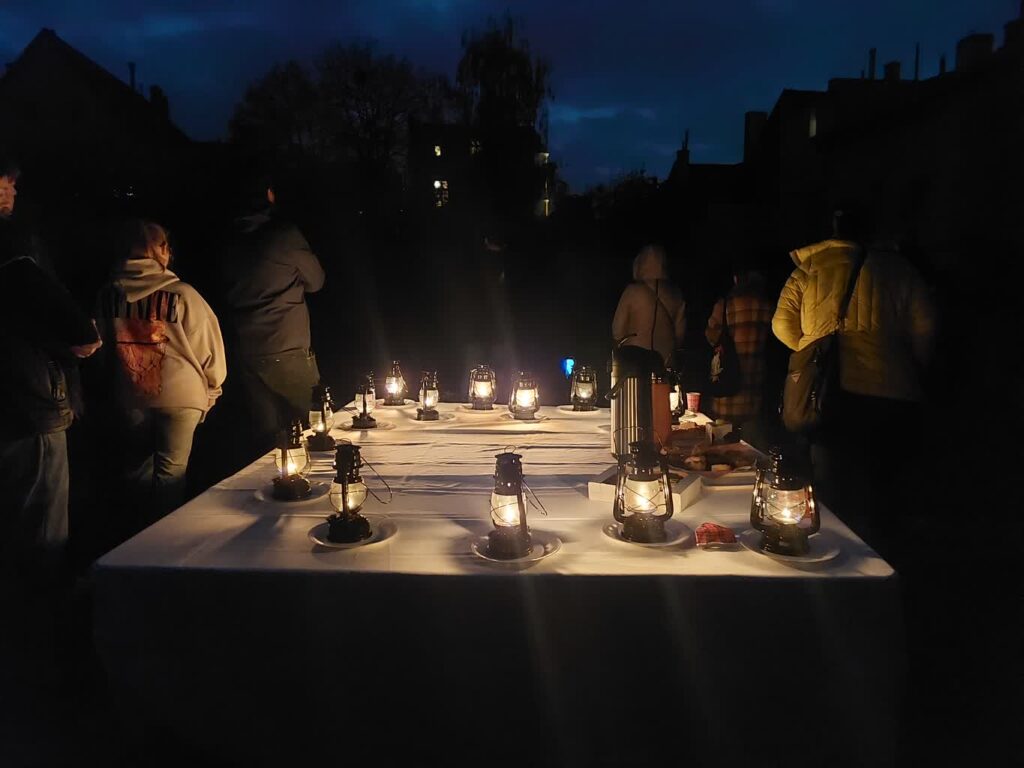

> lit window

[
  {"left": 434, "top": 180, "right": 449, "bottom": 208},
  {"left": 808, "top": 109, "right": 817, "bottom": 138},
  {"left": 470, "top": 139, "right": 481, "bottom": 155},
  {"left": 434, "top": 144, "right": 442, "bottom": 157}
]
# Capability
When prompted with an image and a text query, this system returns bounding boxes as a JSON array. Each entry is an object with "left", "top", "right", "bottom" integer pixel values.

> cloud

[
  {"left": 138, "top": 10, "right": 263, "bottom": 40},
  {"left": 550, "top": 104, "right": 658, "bottom": 124}
]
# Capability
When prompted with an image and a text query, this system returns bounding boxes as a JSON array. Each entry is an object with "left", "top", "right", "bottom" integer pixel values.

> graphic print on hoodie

[
  {"left": 103, "top": 289, "right": 180, "bottom": 398},
  {"left": 97, "top": 257, "right": 228, "bottom": 412}
]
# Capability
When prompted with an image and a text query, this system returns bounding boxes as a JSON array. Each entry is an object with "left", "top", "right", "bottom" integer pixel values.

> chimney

[
  {"left": 128, "top": 61, "right": 136, "bottom": 90},
  {"left": 868, "top": 48, "right": 877, "bottom": 80},
  {"left": 914, "top": 43, "right": 920, "bottom": 80},
  {"left": 884, "top": 61, "right": 901, "bottom": 82},
  {"left": 956, "top": 33, "right": 994, "bottom": 72},
  {"left": 939, "top": 54, "right": 947, "bottom": 74}
]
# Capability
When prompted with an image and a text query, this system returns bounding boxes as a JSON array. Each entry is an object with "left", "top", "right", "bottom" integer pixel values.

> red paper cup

[{"left": 686, "top": 391, "right": 701, "bottom": 413}]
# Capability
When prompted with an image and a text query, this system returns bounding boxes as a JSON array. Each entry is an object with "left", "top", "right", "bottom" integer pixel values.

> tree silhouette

[
  {"left": 457, "top": 14, "right": 552, "bottom": 132},
  {"left": 315, "top": 42, "right": 457, "bottom": 173},
  {"left": 228, "top": 60, "right": 320, "bottom": 158}
]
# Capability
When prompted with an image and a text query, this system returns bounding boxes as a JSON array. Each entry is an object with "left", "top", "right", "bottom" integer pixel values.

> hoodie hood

[
  {"left": 789, "top": 239, "right": 860, "bottom": 267},
  {"left": 113, "top": 258, "right": 180, "bottom": 302},
  {"left": 233, "top": 208, "right": 273, "bottom": 234},
  {"left": 633, "top": 247, "right": 668, "bottom": 281}
]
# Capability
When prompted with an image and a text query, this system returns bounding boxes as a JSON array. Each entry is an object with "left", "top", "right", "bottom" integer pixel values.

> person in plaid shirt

[{"left": 705, "top": 262, "right": 774, "bottom": 445}]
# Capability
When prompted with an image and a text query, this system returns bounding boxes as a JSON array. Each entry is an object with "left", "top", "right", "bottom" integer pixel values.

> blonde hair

[{"left": 124, "top": 220, "right": 171, "bottom": 268}]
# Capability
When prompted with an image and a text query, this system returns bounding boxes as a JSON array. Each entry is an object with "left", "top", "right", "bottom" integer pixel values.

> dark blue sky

[{"left": 1, "top": 1, "right": 1017, "bottom": 190}]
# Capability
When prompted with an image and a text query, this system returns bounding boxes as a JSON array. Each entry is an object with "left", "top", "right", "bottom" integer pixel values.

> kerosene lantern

[
  {"left": 468, "top": 364, "right": 497, "bottom": 410},
  {"left": 272, "top": 421, "right": 312, "bottom": 500},
  {"left": 487, "top": 451, "right": 532, "bottom": 559},
  {"left": 750, "top": 447, "right": 819, "bottom": 556},
  {"left": 509, "top": 371, "right": 540, "bottom": 420},
  {"left": 382, "top": 360, "right": 407, "bottom": 406},
  {"left": 352, "top": 374, "right": 377, "bottom": 429},
  {"left": 325, "top": 442, "right": 371, "bottom": 543},
  {"left": 307, "top": 384, "right": 336, "bottom": 451},
  {"left": 570, "top": 364, "right": 598, "bottom": 411},
  {"left": 613, "top": 439, "right": 675, "bottom": 543},
  {"left": 417, "top": 370, "right": 440, "bottom": 421}
]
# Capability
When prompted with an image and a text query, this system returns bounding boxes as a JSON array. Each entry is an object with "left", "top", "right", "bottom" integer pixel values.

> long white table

[{"left": 94, "top": 403, "right": 904, "bottom": 767}]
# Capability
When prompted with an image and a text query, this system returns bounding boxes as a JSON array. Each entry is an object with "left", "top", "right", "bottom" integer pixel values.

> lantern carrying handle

[
  {"left": 521, "top": 480, "right": 548, "bottom": 517},
  {"left": 360, "top": 457, "right": 394, "bottom": 505},
  {"left": 503, "top": 445, "right": 547, "bottom": 517}
]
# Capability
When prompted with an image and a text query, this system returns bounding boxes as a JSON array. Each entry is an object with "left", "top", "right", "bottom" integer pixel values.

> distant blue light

[{"left": 561, "top": 358, "right": 575, "bottom": 379}]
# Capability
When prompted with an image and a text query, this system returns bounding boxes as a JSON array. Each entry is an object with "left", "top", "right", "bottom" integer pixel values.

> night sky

[{"left": 0, "top": 1, "right": 1017, "bottom": 191}]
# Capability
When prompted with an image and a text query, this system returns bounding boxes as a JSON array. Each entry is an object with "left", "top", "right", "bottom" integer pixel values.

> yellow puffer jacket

[{"left": 772, "top": 239, "right": 936, "bottom": 402}]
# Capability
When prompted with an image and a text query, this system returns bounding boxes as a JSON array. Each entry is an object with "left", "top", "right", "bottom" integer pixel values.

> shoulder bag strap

[
  {"left": 837, "top": 246, "right": 867, "bottom": 328},
  {"left": 645, "top": 280, "right": 673, "bottom": 349}
]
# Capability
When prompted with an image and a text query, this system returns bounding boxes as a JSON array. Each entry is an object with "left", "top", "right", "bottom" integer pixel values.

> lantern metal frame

[
  {"left": 487, "top": 451, "right": 532, "bottom": 559},
  {"left": 382, "top": 360, "right": 407, "bottom": 406},
  {"left": 468, "top": 364, "right": 497, "bottom": 410},
  {"left": 326, "top": 442, "right": 372, "bottom": 543},
  {"left": 750, "top": 447, "right": 820, "bottom": 556},
  {"left": 570, "top": 364, "right": 598, "bottom": 411},
  {"left": 509, "top": 371, "right": 540, "bottom": 420},
  {"left": 352, "top": 374, "right": 378, "bottom": 429},
  {"left": 272, "top": 421, "right": 313, "bottom": 500},
  {"left": 417, "top": 370, "right": 440, "bottom": 421},
  {"left": 307, "top": 384, "right": 336, "bottom": 451},
  {"left": 613, "top": 439, "right": 675, "bottom": 543}
]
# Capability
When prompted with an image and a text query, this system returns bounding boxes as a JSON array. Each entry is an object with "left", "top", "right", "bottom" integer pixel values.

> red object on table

[{"left": 695, "top": 522, "right": 738, "bottom": 547}]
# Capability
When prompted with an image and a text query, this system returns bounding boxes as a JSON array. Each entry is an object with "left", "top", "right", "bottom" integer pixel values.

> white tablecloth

[{"left": 94, "top": 403, "right": 904, "bottom": 767}]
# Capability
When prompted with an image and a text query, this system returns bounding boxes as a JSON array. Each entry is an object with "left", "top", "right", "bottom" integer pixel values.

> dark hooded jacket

[
  {"left": 220, "top": 209, "right": 325, "bottom": 357},
  {"left": 0, "top": 217, "right": 99, "bottom": 439}
]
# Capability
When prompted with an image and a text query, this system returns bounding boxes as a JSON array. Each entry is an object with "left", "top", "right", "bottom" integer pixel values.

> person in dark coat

[
  {"left": 0, "top": 156, "right": 102, "bottom": 584},
  {"left": 219, "top": 173, "right": 325, "bottom": 450}
]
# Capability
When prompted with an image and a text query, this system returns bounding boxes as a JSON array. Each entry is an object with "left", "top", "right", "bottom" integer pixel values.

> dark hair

[
  {"left": 831, "top": 204, "right": 870, "bottom": 241},
  {"left": 0, "top": 152, "right": 20, "bottom": 179},
  {"left": 730, "top": 255, "right": 762, "bottom": 281},
  {"left": 237, "top": 163, "right": 276, "bottom": 212}
]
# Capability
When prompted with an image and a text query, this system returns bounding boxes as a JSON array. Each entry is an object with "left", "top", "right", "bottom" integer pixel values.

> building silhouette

[
  {"left": 663, "top": 4, "right": 1024, "bottom": 277},
  {"left": 0, "top": 28, "right": 190, "bottom": 209}
]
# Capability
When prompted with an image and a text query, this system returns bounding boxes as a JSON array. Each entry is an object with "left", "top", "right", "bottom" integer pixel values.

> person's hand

[
  {"left": 71, "top": 338, "right": 102, "bottom": 358},
  {"left": 71, "top": 319, "right": 102, "bottom": 358}
]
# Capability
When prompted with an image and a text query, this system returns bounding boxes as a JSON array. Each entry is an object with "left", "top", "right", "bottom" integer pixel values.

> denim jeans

[
  {"left": 124, "top": 407, "right": 203, "bottom": 523},
  {"left": 0, "top": 430, "right": 69, "bottom": 583}
]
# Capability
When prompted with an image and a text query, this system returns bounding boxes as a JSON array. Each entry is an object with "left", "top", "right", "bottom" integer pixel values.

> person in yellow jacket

[{"left": 772, "top": 209, "right": 936, "bottom": 549}]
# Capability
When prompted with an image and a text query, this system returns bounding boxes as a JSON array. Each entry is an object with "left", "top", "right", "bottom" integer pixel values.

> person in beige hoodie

[
  {"left": 612, "top": 244, "right": 686, "bottom": 367},
  {"left": 96, "top": 220, "right": 226, "bottom": 520}
]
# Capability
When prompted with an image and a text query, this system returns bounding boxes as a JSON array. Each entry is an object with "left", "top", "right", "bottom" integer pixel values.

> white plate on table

[
  {"left": 411, "top": 411, "right": 457, "bottom": 423},
  {"left": 739, "top": 529, "right": 840, "bottom": 565},
  {"left": 459, "top": 404, "right": 505, "bottom": 414},
  {"left": 602, "top": 520, "right": 692, "bottom": 548},
  {"left": 254, "top": 480, "right": 330, "bottom": 504},
  {"left": 339, "top": 419, "right": 396, "bottom": 431},
  {"left": 470, "top": 530, "right": 561, "bottom": 564},
  {"left": 376, "top": 399, "right": 417, "bottom": 408},
  {"left": 499, "top": 412, "right": 548, "bottom": 423},
  {"left": 308, "top": 516, "right": 397, "bottom": 549},
  {"left": 306, "top": 436, "right": 342, "bottom": 453},
  {"left": 555, "top": 405, "right": 606, "bottom": 417}
]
